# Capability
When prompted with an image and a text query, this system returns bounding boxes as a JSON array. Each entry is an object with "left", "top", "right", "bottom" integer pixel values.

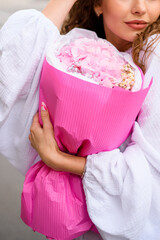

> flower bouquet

[{"left": 21, "top": 29, "right": 152, "bottom": 240}]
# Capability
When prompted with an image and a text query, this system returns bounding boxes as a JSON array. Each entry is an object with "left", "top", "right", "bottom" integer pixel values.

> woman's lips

[{"left": 125, "top": 20, "right": 148, "bottom": 30}]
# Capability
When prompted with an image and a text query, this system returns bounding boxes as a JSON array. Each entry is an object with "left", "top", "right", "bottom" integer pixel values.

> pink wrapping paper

[
  {"left": 21, "top": 58, "right": 153, "bottom": 240},
  {"left": 39, "top": 59, "right": 152, "bottom": 155}
]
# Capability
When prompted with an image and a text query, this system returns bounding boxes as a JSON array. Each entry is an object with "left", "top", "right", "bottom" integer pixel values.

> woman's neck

[
  {"left": 104, "top": 29, "right": 132, "bottom": 52},
  {"left": 108, "top": 36, "right": 132, "bottom": 52}
]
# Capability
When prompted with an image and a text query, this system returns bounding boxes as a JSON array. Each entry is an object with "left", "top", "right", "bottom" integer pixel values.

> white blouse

[{"left": 0, "top": 9, "right": 160, "bottom": 240}]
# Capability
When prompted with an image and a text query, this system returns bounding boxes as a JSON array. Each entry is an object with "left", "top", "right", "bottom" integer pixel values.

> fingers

[
  {"left": 28, "top": 134, "right": 34, "bottom": 148},
  {"left": 30, "top": 112, "right": 41, "bottom": 133},
  {"left": 32, "top": 112, "right": 39, "bottom": 125},
  {"left": 41, "top": 102, "right": 53, "bottom": 131},
  {"left": 29, "top": 102, "right": 53, "bottom": 149}
]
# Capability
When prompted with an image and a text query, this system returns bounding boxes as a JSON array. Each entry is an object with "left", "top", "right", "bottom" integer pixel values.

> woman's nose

[{"left": 131, "top": 0, "right": 146, "bottom": 16}]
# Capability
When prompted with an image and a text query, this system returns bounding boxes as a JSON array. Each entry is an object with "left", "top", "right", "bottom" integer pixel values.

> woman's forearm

[
  {"left": 42, "top": 0, "right": 77, "bottom": 30},
  {"left": 29, "top": 109, "right": 86, "bottom": 177},
  {"left": 48, "top": 150, "right": 86, "bottom": 177}
]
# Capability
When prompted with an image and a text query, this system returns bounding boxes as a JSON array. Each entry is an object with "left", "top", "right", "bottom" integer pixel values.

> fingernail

[{"left": 41, "top": 102, "right": 47, "bottom": 111}]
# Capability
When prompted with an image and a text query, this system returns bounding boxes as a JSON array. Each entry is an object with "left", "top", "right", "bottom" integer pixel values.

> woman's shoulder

[
  {"left": 141, "top": 34, "right": 160, "bottom": 89},
  {"left": 145, "top": 34, "right": 160, "bottom": 56},
  {"left": 144, "top": 34, "right": 160, "bottom": 69},
  {"left": 147, "top": 33, "right": 160, "bottom": 45}
]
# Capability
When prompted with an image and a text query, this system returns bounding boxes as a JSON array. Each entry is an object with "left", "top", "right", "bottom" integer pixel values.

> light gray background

[{"left": 0, "top": 1, "right": 49, "bottom": 239}]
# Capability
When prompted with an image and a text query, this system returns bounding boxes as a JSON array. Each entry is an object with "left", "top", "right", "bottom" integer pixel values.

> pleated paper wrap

[{"left": 21, "top": 31, "right": 153, "bottom": 240}]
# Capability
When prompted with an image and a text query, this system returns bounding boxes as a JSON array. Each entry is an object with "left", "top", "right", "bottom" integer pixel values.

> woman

[{"left": 0, "top": 0, "right": 160, "bottom": 239}]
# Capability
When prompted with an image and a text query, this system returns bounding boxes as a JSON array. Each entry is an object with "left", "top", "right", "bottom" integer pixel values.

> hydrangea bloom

[{"left": 57, "top": 38, "right": 135, "bottom": 90}]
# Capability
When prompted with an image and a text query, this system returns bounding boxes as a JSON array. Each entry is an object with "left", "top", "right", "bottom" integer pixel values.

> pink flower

[{"left": 56, "top": 37, "right": 135, "bottom": 90}]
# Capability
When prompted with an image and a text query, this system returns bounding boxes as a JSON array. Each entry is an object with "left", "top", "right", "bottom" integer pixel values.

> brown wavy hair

[{"left": 61, "top": 0, "right": 160, "bottom": 73}]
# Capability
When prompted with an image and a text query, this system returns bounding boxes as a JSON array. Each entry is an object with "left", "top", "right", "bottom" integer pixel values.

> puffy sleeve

[
  {"left": 83, "top": 36, "right": 160, "bottom": 240},
  {"left": 0, "top": 9, "right": 60, "bottom": 175}
]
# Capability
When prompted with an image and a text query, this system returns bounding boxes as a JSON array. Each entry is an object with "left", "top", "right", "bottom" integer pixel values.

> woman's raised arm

[{"left": 42, "top": 0, "right": 77, "bottom": 30}]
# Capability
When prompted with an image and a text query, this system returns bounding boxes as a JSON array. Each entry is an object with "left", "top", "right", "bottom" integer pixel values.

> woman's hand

[
  {"left": 29, "top": 103, "right": 86, "bottom": 176},
  {"left": 29, "top": 104, "right": 61, "bottom": 170}
]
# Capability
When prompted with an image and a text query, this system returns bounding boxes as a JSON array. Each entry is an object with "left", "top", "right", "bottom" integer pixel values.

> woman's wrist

[
  {"left": 48, "top": 149, "right": 86, "bottom": 176},
  {"left": 42, "top": 0, "right": 77, "bottom": 30}
]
